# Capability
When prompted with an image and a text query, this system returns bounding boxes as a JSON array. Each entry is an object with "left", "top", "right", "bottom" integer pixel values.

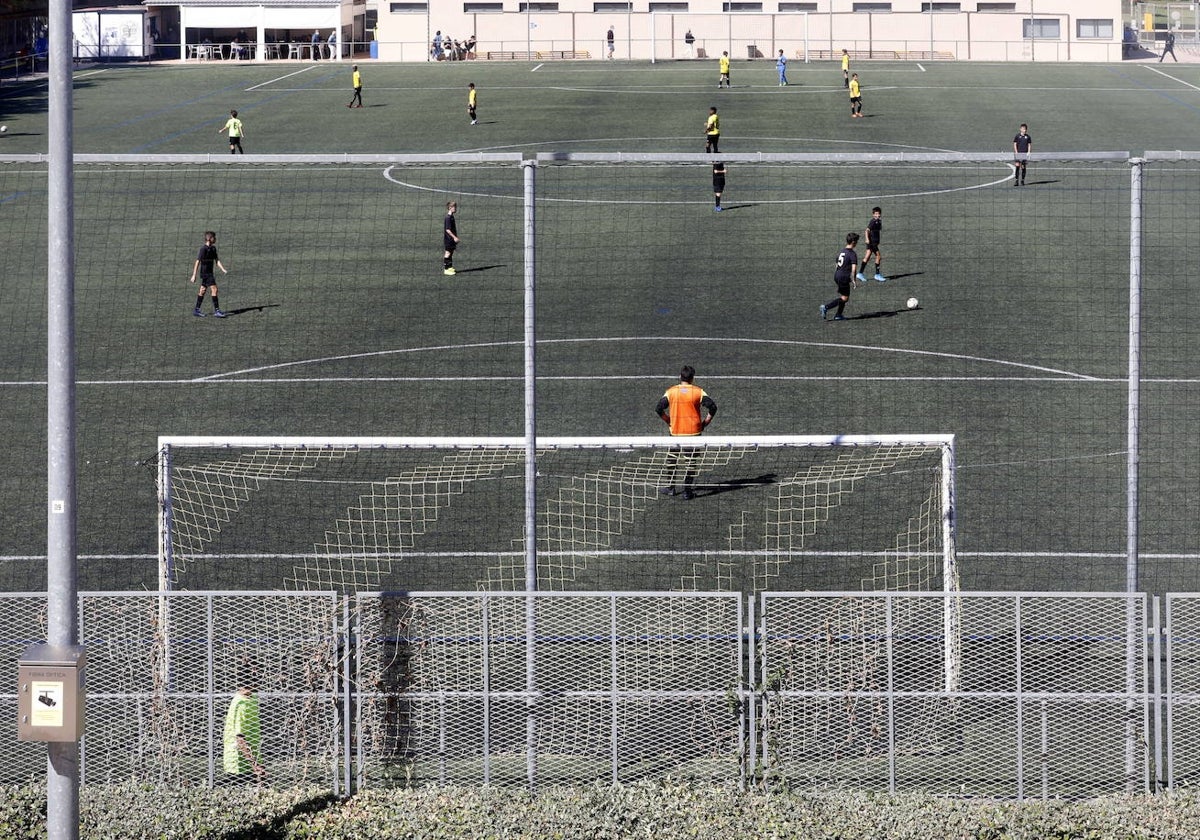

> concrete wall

[{"left": 376, "top": 0, "right": 1125, "bottom": 63}]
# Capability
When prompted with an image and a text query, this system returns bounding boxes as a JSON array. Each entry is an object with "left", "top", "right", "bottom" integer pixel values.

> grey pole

[
  {"left": 1127, "top": 159, "right": 1143, "bottom": 595},
  {"left": 1125, "top": 159, "right": 1145, "bottom": 792},
  {"left": 47, "top": 0, "right": 80, "bottom": 833},
  {"left": 522, "top": 159, "right": 538, "bottom": 792}
]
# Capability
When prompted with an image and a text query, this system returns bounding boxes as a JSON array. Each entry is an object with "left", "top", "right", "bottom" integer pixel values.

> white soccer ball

[
  {"left": 906, "top": 297, "right": 919, "bottom": 309},
  {"left": 0, "top": 126, "right": 7, "bottom": 134}
]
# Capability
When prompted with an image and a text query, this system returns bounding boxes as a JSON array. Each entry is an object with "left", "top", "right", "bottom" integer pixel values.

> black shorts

[
  {"left": 836, "top": 278, "right": 852, "bottom": 295},
  {"left": 199, "top": 274, "right": 216, "bottom": 288},
  {"left": 712, "top": 175, "right": 726, "bottom": 192},
  {"left": 229, "top": 136, "right": 242, "bottom": 147},
  {"left": 865, "top": 242, "right": 880, "bottom": 255},
  {"left": 444, "top": 239, "right": 457, "bottom": 252}
]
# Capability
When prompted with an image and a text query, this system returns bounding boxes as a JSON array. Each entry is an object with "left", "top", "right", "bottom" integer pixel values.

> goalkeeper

[{"left": 656, "top": 365, "right": 717, "bottom": 500}]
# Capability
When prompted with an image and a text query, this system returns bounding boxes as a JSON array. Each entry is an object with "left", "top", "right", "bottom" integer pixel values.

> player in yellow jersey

[
  {"left": 849, "top": 73, "right": 863, "bottom": 118},
  {"left": 841, "top": 48, "right": 850, "bottom": 88},
  {"left": 218, "top": 109, "right": 244, "bottom": 154},
  {"left": 467, "top": 82, "right": 477, "bottom": 125},
  {"left": 347, "top": 65, "right": 362, "bottom": 108},
  {"left": 656, "top": 365, "right": 717, "bottom": 500},
  {"left": 704, "top": 106, "right": 720, "bottom": 153},
  {"left": 718, "top": 51, "right": 731, "bottom": 88}
]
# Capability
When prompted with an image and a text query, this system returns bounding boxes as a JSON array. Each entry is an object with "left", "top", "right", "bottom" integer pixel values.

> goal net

[{"left": 157, "top": 434, "right": 956, "bottom": 596}]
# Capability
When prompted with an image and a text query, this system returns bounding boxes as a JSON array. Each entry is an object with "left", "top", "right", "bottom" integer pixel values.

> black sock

[
  {"left": 195, "top": 295, "right": 204, "bottom": 310},
  {"left": 836, "top": 301, "right": 846, "bottom": 316},
  {"left": 212, "top": 296, "right": 219, "bottom": 311}
]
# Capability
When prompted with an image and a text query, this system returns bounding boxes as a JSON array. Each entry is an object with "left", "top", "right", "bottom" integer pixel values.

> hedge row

[{"left": 3, "top": 780, "right": 1200, "bottom": 839}]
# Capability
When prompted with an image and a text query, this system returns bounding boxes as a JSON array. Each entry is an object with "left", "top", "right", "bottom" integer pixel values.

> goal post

[{"left": 156, "top": 433, "right": 956, "bottom": 597}]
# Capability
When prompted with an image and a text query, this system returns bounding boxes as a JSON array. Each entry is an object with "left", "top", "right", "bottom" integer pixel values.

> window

[
  {"left": 1023, "top": 18, "right": 1060, "bottom": 39},
  {"left": 1077, "top": 19, "right": 1114, "bottom": 39},
  {"left": 723, "top": 1, "right": 763, "bottom": 9},
  {"left": 518, "top": 1, "right": 559, "bottom": 9},
  {"left": 976, "top": 2, "right": 1014, "bottom": 10},
  {"left": 649, "top": 1, "right": 688, "bottom": 8},
  {"left": 464, "top": 2, "right": 503, "bottom": 10},
  {"left": 779, "top": 2, "right": 818, "bottom": 9},
  {"left": 594, "top": 1, "right": 631, "bottom": 9},
  {"left": 389, "top": 2, "right": 426, "bottom": 10},
  {"left": 853, "top": 3, "right": 892, "bottom": 12},
  {"left": 921, "top": 2, "right": 960, "bottom": 10}
]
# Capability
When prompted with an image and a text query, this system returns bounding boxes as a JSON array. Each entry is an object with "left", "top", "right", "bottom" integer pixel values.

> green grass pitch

[{"left": 1, "top": 57, "right": 1199, "bottom": 595}]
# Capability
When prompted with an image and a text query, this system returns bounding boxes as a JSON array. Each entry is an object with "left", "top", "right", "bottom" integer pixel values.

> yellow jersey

[
  {"left": 352, "top": 69, "right": 361, "bottom": 88},
  {"left": 842, "top": 53, "right": 849, "bottom": 72},
  {"left": 849, "top": 78, "right": 860, "bottom": 98},
  {"left": 706, "top": 113, "right": 720, "bottom": 136},
  {"left": 719, "top": 55, "right": 730, "bottom": 75}
]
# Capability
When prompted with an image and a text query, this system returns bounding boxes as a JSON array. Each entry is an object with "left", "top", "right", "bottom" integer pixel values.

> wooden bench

[
  {"left": 808, "top": 48, "right": 954, "bottom": 61},
  {"left": 486, "top": 49, "right": 591, "bottom": 60}
]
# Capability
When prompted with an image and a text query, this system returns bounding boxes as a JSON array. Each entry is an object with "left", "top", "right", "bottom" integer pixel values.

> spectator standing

[{"left": 1161, "top": 30, "right": 1177, "bottom": 62}]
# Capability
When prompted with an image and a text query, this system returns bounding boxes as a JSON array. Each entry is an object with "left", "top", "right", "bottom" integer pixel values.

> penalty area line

[{"left": 532, "top": 63, "right": 545, "bottom": 72}]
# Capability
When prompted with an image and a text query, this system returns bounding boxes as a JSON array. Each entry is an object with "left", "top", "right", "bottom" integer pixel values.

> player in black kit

[{"left": 820, "top": 232, "right": 859, "bottom": 322}]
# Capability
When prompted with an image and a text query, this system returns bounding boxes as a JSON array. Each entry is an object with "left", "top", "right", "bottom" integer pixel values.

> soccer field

[{"left": 0, "top": 58, "right": 1198, "bottom": 596}]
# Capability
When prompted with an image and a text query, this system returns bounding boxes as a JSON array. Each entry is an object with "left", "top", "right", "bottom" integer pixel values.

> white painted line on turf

[
  {"left": 169, "top": 335, "right": 1103, "bottom": 383},
  {"left": 73, "top": 69, "right": 110, "bottom": 80},
  {"left": 917, "top": 63, "right": 926, "bottom": 72},
  {"left": 246, "top": 65, "right": 320, "bottom": 91},
  {"left": 532, "top": 63, "right": 545, "bottom": 72},
  {"left": 1143, "top": 63, "right": 1200, "bottom": 91},
  {"left": 384, "top": 162, "right": 1015, "bottom": 205}
]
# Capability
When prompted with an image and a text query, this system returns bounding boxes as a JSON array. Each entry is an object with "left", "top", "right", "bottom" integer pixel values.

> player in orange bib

[{"left": 656, "top": 365, "right": 718, "bottom": 499}]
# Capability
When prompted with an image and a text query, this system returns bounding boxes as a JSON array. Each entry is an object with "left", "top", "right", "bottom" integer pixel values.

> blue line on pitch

[
  {"left": 1106, "top": 65, "right": 1200, "bottom": 119},
  {"left": 127, "top": 69, "right": 345, "bottom": 153},
  {"left": 0, "top": 191, "right": 30, "bottom": 204}
]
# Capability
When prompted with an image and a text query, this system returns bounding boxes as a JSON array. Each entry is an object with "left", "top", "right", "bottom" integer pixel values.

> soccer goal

[{"left": 156, "top": 434, "right": 956, "bottom": 596}]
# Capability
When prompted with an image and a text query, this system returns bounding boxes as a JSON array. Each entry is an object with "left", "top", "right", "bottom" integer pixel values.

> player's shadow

[
  {"left": 1020, "top": 179, "right": 1059, "bottom": 187},
  {"left": 715, "top": 203, "right": 754, "bottom": 212},
  {"left": 844, "top": 309, "right": 906, "bottom": 320},
  {"left": 879, "top": 271, "right": 923, "bottom": 281},
  {"left": 219, "top": 304, "right": 282, "bottom": 317},
  {"left": 455, "top": 264, "right": 505, "bottom": 274},
  {"left": 692, "top": 473, "right": 778, "bottom": 499},
  {"left": 216, "top": 792, "right": 339, "bottom": 840}
]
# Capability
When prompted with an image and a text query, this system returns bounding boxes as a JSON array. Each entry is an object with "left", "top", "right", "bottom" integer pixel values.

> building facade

[{"left": 376, "top": 0, "right": 1127, "bottom": 63}]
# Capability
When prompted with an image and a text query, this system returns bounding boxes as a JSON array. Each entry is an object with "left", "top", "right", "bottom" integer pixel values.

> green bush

[{"left": 6, "top": 781, "right": 1200, "bottom": 839}]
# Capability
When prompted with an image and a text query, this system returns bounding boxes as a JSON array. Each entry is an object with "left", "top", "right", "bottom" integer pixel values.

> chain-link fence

[
  {"left": 2, "top": 592, "right": 344, "bottom": 789},
  {"left": 3, "top": 590, "right": 1178, "bottom": 797}
]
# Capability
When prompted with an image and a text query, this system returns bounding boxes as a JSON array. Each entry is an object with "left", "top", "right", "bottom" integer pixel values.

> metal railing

[{"left": 3, "top": 590, "right": 1196, "bottom": 797}]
